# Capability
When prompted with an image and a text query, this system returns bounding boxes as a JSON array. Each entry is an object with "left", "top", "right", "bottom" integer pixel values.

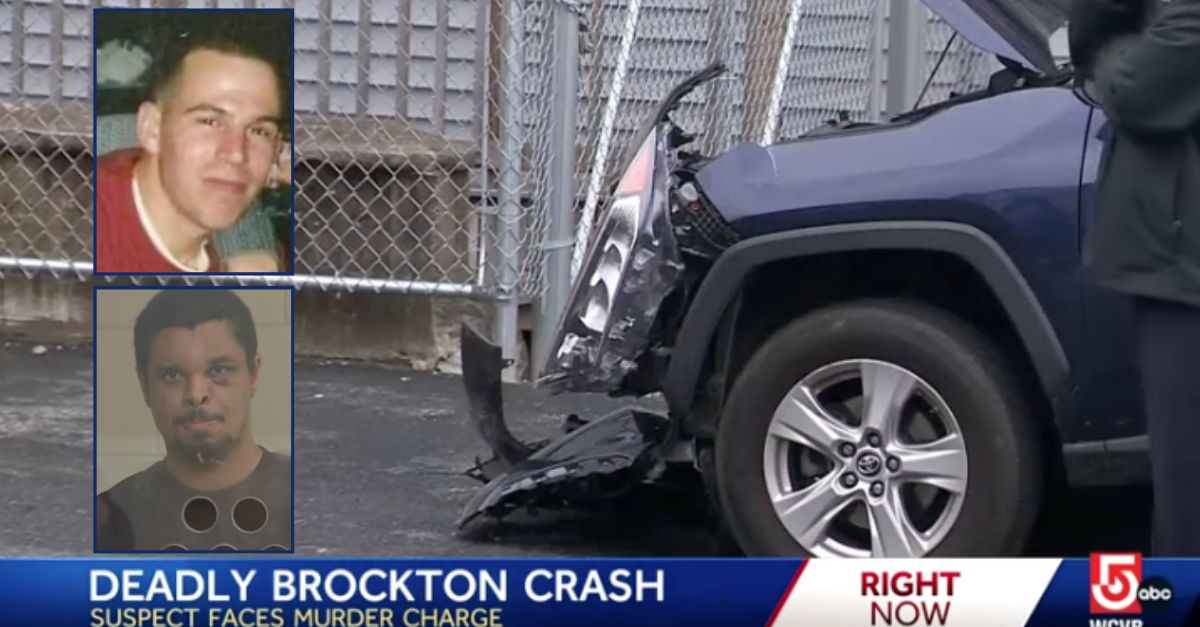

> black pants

[{"left": 1134, "top": 297, "right": 1200, "bottom": 556}]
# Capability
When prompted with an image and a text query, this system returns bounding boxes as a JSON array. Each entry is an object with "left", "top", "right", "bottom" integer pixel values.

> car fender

[{"left": 662, "top": 220, "right": 1071, "bottom": 418}]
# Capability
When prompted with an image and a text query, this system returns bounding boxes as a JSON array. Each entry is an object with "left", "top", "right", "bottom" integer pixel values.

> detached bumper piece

[{"left": 457, "top": 324, "right": 669, "bottom": 527}]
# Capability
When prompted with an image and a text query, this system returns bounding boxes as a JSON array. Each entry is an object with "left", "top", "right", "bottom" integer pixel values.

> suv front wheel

[{"left": 715, "top": 299, "right": 1042, "bottom": 557}]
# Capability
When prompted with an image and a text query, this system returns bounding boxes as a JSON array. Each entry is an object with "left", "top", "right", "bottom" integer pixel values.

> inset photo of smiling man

[
  {"left": 94, "top": 287, "right": 293, "bottom": 553},
  {"left": 92, "top": 9, "right": 294, "bottom": 274}
]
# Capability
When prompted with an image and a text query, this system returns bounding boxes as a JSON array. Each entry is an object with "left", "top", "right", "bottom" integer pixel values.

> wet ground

[{"left": 0, "top": 339, "right": 1151, "bottom": 557}]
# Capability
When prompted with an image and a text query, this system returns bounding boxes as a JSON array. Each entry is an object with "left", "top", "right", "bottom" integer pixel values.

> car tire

[{"left": 715, "top": 298, "right": 1042, "bottom": 557}]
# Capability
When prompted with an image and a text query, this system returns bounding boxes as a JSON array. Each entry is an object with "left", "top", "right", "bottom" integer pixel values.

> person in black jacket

[{"left": 1070, "top": 0, "right": 1200, "bottom": 556}]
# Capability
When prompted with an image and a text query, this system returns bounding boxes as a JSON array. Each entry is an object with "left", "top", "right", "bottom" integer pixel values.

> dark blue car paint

[
  {"left": 1078, "top": 112, "right": 1145, "bottom": 441},
  {"left": 694, "top": 85, "right": 1143, "bottom": 446},
  {"left": 661, "top": 221, "right": 1072, "bottom": 431}
]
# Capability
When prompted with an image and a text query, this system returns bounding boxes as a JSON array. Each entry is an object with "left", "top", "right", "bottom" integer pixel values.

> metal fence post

[
  {"left": 494, "top": 0, "right": 527, "bottom": 365},
  {"left": 866, "top": 0, "right": 887, "bottom": 121},
  {"left": 572, "top": 0, "right": 641, "bottom": 280},
  {"left": 532, "top": 0, "right": 581, "bottom": 379},
  {"left": 761, "top": 0, "right": 805, "bottom": 145},
  {"left": 885, "top": 0, "right": 926, "bottom": 117},
  {"left": 705, "top": 0, "right": 736, "bottom": 154}
]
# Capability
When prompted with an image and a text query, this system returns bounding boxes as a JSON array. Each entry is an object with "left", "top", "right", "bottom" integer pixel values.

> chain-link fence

[
  {"left": 571, "top": 0, "right": 998, "bottom": 199},
  {"left": 0, "top": 0, "right": 1000, "bottom": 358},
  {"left": 0, "top": 0, "right": 549, "bottom": 300},
  {"left": 0, "top": 0, "right": 93, "bottom": 281}
]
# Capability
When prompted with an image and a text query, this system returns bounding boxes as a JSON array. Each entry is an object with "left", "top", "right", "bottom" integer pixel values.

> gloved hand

[{"left": 1069, "top": 0, "right": 1152, "bottom": 72}]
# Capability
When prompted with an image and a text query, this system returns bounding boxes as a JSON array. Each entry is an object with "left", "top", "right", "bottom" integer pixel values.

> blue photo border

[
  {"left": 90, "top": 7, "right": 297, "bottom": 277},
  {"left": 91, "top": 284, "right": 297, "bottom": 555}
]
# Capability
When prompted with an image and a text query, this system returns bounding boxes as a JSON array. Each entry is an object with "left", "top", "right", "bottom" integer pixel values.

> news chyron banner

[
  {"left": 775, "top": 555, "right": 1199, "bottom": 627},
  {"left": 0, "top": 556, "right": 1197, "bottom": 627}
]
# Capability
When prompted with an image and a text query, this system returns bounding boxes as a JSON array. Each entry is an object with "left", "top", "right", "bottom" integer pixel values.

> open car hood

[{"left": 922, "top": 0, "right": 1068, "bottom": 74}]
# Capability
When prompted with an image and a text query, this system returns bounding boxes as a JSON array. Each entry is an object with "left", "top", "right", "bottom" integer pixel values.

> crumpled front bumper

[{"left": 456, "top": 323, "right": 670, "bottom": 527}]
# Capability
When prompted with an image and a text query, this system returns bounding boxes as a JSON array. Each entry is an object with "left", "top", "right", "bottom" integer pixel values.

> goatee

[{"left": 173, "top": 435, "right": 237, "bottom": 464}]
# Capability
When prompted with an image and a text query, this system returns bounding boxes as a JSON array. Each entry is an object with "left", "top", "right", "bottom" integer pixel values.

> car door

[{"left": 1075, "top": 109, "right": 1147, "bottom": 442}]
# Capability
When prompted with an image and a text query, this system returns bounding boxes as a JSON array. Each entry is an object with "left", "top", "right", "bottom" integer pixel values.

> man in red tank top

[{"left": 95, "top": 16, "right": 289, "bottom": 274}]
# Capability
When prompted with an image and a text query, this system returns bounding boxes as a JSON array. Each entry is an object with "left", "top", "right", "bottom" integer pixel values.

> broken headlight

[{"left": 539, "top": 126, "right": 683, "bottom": 394}]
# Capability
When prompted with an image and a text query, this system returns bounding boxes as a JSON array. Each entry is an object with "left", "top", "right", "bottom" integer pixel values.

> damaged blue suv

[{"left": 458, "top": 0, "right": 1150, "bottom": 558}]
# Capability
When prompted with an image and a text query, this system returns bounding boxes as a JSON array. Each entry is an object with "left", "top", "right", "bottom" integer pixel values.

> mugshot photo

[
  {"left": 94, "top": 287, "right": 293, "bottom": 552},
  {"left": 92, "top": 9, "right": 294, "bottom": 274}
]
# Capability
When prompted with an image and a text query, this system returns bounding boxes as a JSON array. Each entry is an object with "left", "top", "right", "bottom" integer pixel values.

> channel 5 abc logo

[{"left": 1090, "top": 553, "right": 1174, "bottom": 614}]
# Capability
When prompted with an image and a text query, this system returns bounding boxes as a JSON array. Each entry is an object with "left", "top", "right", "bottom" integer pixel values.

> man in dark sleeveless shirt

[{"left": 97, "top": 289, "right": 291, "bottom": 551}]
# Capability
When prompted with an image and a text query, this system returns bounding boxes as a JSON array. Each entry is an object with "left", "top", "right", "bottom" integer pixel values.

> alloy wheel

[{"left": 762, "top": 359, "right": 969, "bottom": 557}]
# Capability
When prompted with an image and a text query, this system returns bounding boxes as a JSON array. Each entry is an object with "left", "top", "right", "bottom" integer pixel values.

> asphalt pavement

[{"left": 0, "top": 339, "right": 1151, "bottom": 557}]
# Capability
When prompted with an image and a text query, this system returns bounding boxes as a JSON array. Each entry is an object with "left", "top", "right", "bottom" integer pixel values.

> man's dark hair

[
  {"left": 146, "top": 11, "right": 292, "bottom": 114},
  {"left": 134, "top": 289, "right": 258, "bottom": 377}
]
